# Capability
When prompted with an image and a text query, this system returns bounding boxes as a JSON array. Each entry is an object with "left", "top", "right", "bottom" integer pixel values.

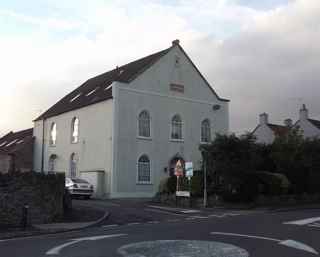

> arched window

[
  {"left": 137, "top": 155, "right": 151, "bottom": 184},
  {"left": 71, "top": 117, "right": 79, "bottom": 143},
  {"left": 171, "top": 114, "right": 183, "bottom": 140},
  {"left": 138, "top": 110, "right": 150, "bottom": 137},
  {"left": 48, "top": 154, "right": 57, "bottom": 173},
  {"left": 50, "top": 123, "right": 57, "bottom": 146},
  {"left": 70, "top": 153, "right": 78, "bottom": 178},
  {"left": 201, "top": 119, "right": 211, "bottom": 143}
]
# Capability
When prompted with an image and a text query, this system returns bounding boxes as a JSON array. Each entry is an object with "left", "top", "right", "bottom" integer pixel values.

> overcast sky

[{"left": 0, "top": 0, "right": 319, "bottom": 136}]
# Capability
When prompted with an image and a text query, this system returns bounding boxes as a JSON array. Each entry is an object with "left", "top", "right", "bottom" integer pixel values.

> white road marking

[
  {"left": 181, "top": 210, "right": 201, "bottom": 214},
  {"left": 147, "top": 205, "right": 200, "bottom": 214},
  {"left": 102, "top": 224, "right": 119, "bottom": 228},
  {"left": 46, "top": 233, "right": 126, "bottom": 255},
  {"left": 308, "top": 223, "right": 320, "bottom": 228},
  {"left": 127, "top": 223, "right": 140, "bottom": 226},
  {"left": 144, "top": 208, "right": 184, "bottom": 216},
  {"left": 284, "top": 217, "right": 320, "bottom": 226},
  {"left": 190, "top": 215, "right": 209, "bottom": 219},
  {"left": 211, "top": 232, "right": 318, "bottom": 255}
]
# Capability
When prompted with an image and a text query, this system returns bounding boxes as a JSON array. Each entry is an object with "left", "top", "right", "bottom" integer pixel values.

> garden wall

[{"left": 0, "top": 172, "right": 65, "bottom": 227}]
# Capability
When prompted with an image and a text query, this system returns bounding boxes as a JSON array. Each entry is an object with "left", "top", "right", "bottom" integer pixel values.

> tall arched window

[
  {"left": 70, "top": 153, "right": 78, "bottom": 178},
  {"left": 201, "top": 119, "right": 211, "bottom": 143},
  {"left": 171, "top": 114, "right": 183, "bottom": 140},
  {"left": 48, "top": 154, "right": 57, "bottom": 173},
  {"left": 71, "top": 117, "right": 79, "bottom": 143},
  {"left": 50, "top": 122, "right": 57, "bottom": 146},
  {"left": 138, "top": 110, "right": 150, "bottom": 137},
  {"left": 137, "top": 155, "right": 151, "bottom": 184}
]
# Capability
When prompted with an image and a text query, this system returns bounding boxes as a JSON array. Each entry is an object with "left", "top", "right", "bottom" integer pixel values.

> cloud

[
  {"left": 188, "top": 0, "right": 320, "bottom": 133},
  {"left": 0, "top": 0, "right": 319, "bottom": 137}
]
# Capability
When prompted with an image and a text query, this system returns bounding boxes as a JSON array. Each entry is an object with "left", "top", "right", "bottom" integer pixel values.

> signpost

[{"left": 175, "top": 161, "right": 193, "bottom": 207}]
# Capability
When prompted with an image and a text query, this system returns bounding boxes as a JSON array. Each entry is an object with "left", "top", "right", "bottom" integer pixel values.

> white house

[
  {"left": 33, "top": 40, "right": 229, "bottom": 198},
  {"left": 252, "top": 113, "right": 290, "bottom": 144},
  {"left": 293, "top": 104, "right": 320, "bottom": 139}
]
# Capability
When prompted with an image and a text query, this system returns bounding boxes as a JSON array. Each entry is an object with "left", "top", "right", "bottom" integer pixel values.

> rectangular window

[{"left": 170, "top": 83, "right": 184, "bottom": 93}]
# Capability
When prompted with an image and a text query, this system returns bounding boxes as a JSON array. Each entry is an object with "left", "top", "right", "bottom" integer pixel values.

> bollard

[{"left": 21, "top": 204, "right": 29, "bottom": 230}]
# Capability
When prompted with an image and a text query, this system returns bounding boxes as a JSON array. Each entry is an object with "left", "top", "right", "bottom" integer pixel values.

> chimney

[
  {"left": 284, "top": 118, "right": 292, "bottom": 127},
  {"left": 299, "top": 104, "right": 309, "bottom": 120},
  {"left": 259, "top": 113, "right": 268, "bottom": 125},
  {"left": 172, "top": 39, "right": 180, "bottom": 46}
]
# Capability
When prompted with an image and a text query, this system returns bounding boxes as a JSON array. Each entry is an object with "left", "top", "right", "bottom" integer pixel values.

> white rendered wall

[
  {"left": 253, "top": 125, "right": 275, "bottom": 145},
  {"left": 33, "top": 100, "right": 113, "bottom": 196},
  {"left": 111, "top": 45, "right": 229, "bottom": 198},
  {"left": 295, "top": 120, "right": 320, "bottom": 139}
]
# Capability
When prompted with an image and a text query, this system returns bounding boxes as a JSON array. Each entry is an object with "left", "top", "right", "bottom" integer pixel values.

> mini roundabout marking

[{"left": 117, "top": 240, "right": 249, "bottom": 257}]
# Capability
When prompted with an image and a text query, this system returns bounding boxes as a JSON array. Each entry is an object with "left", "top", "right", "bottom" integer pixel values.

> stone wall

[{"left": 0, "top": 172, "right": 65, "bottom": 227}]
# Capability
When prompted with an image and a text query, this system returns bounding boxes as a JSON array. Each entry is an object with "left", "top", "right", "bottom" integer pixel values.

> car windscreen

[{"left": 71, "top": 178, "right": 89, "bottom": 184}]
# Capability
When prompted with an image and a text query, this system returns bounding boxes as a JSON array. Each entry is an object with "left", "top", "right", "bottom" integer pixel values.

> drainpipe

[{"left": 41, "top": 118, "right": 46, "bottom": 173}]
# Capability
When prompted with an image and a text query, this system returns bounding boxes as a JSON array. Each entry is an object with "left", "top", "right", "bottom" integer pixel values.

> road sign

[
  {"left": 185, "top": 162, "right": 193, "bottom": 177},
  {"left": 174, "top": 160, "right": 184, "bottom": 177},
  {"left": 176, "top": 191, "right": 190, "bottom": 197}
]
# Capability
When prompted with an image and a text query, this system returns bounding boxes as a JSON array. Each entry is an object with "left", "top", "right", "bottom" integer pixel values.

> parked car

[{"left": 65, "top": 178, "right": 94, "bottom": 199}]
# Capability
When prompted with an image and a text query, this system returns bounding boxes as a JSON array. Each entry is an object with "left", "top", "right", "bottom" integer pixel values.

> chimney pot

[
  {"left": 259, "top": 113, "right": 268, "bottom": 125},
  {"left": 299, "top": 104, "right": 309, "bottom": 120},
  {"left": 172, "top": 39, "right": 180, "bottom": 46},
  {"left": 284, "top": 118, "right": 292, "bottom": 127}
]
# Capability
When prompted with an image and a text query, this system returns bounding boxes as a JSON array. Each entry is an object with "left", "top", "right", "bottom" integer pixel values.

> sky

[{"left": 0, "top": 0, "right": 319, "bottom": 136}]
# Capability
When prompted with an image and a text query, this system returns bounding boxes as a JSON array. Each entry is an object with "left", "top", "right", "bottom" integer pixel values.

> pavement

[{"left": 1, "top": 202, "right": 320, "bottom": 257}]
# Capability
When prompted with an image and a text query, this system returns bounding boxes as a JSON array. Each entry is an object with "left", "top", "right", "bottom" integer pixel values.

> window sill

[
  {"left": 136, "top": 182, "right": 153, "bottom": 185},
  {"left": 200, "top": 141, "right": 211, "bottom": 144},
  {"left": 71, "top": 141, "right": 79, "bottom": 144},
  {"left": 49, "top": 144, "right": 56, "bottom": 147},
  {"left": 170, "top": 138, "right": 184, "bottom": 143},
  {"left": 137, "top": 136, "right": 152, "bottom": 141}
]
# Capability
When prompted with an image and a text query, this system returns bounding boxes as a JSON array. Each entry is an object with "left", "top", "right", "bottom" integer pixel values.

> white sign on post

[{"left": 185, "top": 162, "right": 193, "bottom": 177}]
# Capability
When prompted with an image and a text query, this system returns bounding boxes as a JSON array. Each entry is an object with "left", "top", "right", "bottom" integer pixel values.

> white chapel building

[{"left": 33, "top": 40, "right": 229, "bottom": 198}]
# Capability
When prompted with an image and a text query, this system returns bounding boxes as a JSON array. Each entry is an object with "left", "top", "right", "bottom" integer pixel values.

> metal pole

[{"left": 203, "top": 152, "right": 207, "bottom": 208}]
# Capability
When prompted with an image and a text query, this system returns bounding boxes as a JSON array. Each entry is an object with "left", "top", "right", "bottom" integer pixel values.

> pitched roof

[
  {"left": 35, "top": 42, "right": 229, "bottom": 121},
  {"left": 0, "top": 128, "right": 33, "bottom": 155},
  {"left": 35, "top": 47, "right": 171, "bottom": 121},
  {"left": 308, "top": 119, "right": 320, "bottom": 130},
  {"left": 267, "top": 123, "right": 289, "bottom": 137}
]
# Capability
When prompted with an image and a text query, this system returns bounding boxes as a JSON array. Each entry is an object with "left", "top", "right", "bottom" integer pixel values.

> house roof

[
  {"left": 308, "top": 119, "right": 320, "bottom": 130},
  {"left": 252, "top": 123, "right": 289, "bottom": 137},
  {"left": 0, "top": 128, "right": 33, "bottom": 155},
  {"left": 35, "top": 42, "right": 229, "bottom": 121},
  {"left": 267, "top": 123, "right": 289, "bottom": 137}
]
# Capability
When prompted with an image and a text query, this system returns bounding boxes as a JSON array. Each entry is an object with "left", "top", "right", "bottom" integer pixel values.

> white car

[{"left": 65, "top": 178, "right": 94, "bottom": 199}]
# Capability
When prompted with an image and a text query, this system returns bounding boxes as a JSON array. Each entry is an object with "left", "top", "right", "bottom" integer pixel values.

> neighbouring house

[
  {"left": 252, "top": 113, "right": 290, "bottom": 144},
  {"left": 0, "top": 128, "right": 34, "bottom": 173},
  {"left": 32, "top": 40, "right": 230, "bottom": 198},
  {"left": 252, "top": 104, "right": 320, "bottom": 144},
  {"left": 293, "top": 104, "right": 320, "bottom": 139}
]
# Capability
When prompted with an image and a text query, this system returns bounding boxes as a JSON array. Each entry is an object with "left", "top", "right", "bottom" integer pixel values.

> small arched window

[
  {"left": 48, "top": 154, "right": 57, "bottom": 173},
  {"left": 137, "top": 155, "right": 151, "bottom": 184},
  {"left": 171, "top": 114, "right": 183, "bottom": 140},
  {"left": 71, "top": 117, "right": 79, "bottom": 143},
  {"left": 201, "top": 119, "right": 211, "bottom": 143},
  {"left": 138, "top": 110, "right": 151, "bottom": 138},
  {"left": 70, "top": 153, "right": 78, "bottom": 178},
  {"left": 50, "top": 123, "right": 57, "bottom": 146}
]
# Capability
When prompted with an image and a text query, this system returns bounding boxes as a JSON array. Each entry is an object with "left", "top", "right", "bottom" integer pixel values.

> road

[{"left": 1, "top": 201, "right": 320, "bottom": 257}]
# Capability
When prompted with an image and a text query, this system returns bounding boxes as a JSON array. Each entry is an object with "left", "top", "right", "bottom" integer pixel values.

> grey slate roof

[
  {"left": 308, "top": 119, "right": 320, "bottom": 130},
  {"left": 0, "top": 128, "right": 33, "bottom": 155},
  {"left": 35, "top": 43, "right": 229, "bottom": 121}
]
